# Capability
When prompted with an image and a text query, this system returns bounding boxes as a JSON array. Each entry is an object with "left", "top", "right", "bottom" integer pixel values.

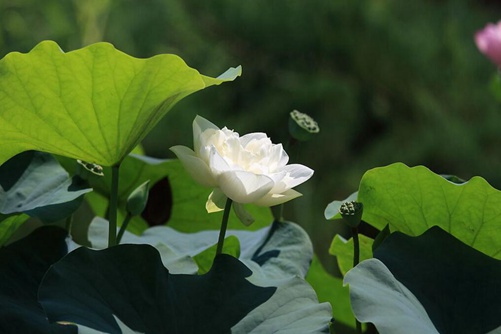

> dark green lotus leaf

[
  {"left": 0, "top": 226, "right": 76, "bottom": 334},
  {"left": 84, "top": 218, "right": 333, "bottom": 332},
  {"left": 0, "top": 41, "right": 241, "bottom": 166},
  {"left": 38, "top": 244, "right": 276, "bottom": 334},
  {"left": 345, "top": 226, "right": 501, "bottom": 334},
  {"left": 0, "top": 151, "right": 91, "bottom": 223}
]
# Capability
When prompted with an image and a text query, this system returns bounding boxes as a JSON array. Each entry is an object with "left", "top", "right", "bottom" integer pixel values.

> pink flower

[{"left": 475, "top": 21, "right": 501, "bottom": 67}]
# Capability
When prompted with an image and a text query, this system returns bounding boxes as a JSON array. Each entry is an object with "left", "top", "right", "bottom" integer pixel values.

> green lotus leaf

[
  {"left": 358, "top": 163, "right": 501, "bottom": 259},
  {"left": 0, "top": 41, "right": 241, "bottom": 167}
]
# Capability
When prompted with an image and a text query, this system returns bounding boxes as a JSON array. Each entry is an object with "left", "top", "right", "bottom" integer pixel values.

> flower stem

[
  {"left": 352, "top": 226, "right": 362, "bottom": 333},
  {"left": 108, "top": 164, "right": 120, "bottom": 247},
  {"left": 216, "top": 198, "right": 233, "bottom": 256}
]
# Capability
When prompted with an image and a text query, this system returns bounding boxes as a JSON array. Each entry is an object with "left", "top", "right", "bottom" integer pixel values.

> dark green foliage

[
  {"left": 39, "top": 245, "right": 276, "bottom": 334},
  {"left": 0, "top": 226, "right": 76, "bottom": 334},
  {"left": 374, "top": 227, "right": 501, "bottom": 333}
]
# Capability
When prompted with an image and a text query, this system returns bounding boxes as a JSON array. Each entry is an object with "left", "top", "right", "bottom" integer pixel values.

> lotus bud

[{"left": 126, "top": 180, "right": 150, "bottom": 216}]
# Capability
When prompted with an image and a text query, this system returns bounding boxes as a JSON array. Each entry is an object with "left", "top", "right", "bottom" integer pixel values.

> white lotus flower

[{"left": 170, "top": 115, "right": 314, "bottom": 225}]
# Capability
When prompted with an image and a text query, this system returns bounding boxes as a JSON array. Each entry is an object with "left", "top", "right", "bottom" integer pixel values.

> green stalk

[
  {"left": 108, "top": 164, "right": 120, "bottom": 247},
  {"left": 65, "top": 214, "right": 73, "bottom": 233},
  {"left": 216, "top": 198, "right": 233, "bottom": 256},
  {"left": 116, "top": 213, "right": 132, "bottom": 244},
  {"left": 352, "top": 226, "right": 362, "bottom": 333},
  {"left": 352, "top": 227, "right": 360, "bottom": 267}
]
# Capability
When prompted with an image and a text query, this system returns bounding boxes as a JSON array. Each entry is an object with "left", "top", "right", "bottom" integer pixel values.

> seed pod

[
  {"left": 339, "top": 201, "right": 363, "bottom": 228},
  {"left": 288, "top": 110, "right": 319, "bottom": 141}
]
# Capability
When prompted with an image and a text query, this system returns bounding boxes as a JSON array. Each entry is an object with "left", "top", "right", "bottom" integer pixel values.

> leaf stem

[
  {"left": 352, "top": 227, "right": 360, "bottom": 267},
  {"left": 108, "top": 164, "right": 120, "bottom": 247},
  {"left": 216, "top": 198, "right": 233, "bottom": 256},
  {"left": 65, "top": 214, "right": 73, "bottom": 233},
  {"left": 116, "top": 213, "right": 132, "bottom": 244},
  {"left": 352, "top": 226, "right": 362, "bottom": 333}
]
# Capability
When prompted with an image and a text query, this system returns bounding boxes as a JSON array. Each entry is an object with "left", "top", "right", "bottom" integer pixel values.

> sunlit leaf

[
  {"left": 358, "top": 163, "right": 501, "bottom": 258},
  {"left": 328, "top": 234, "right": 373, "bottom": 276},
  {"left": 0, "top": 41, "right": 241, "bottom": 166},
  {"left": 0, "top": 214, "right": 29, "bottom": 246},
  {"left": 194, "top": 235, "right": 240, "bottom": 274}
]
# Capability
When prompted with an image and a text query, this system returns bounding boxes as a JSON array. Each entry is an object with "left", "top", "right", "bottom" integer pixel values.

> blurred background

[{"left": 2, "top": 0, "right": 501, "bottom": 267}]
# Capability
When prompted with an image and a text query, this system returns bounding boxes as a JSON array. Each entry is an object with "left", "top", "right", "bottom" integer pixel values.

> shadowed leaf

[
  {"left": 39, "top": 245, "right": 275, "bottom": 334},
  {"left": 0, "top": 151, "right": 91, "bottom": 223},
  {"left": 0, "top": 226, "right": 75, "bottom": 334}
]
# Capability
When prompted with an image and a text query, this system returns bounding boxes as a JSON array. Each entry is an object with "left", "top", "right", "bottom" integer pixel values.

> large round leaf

[{"left": 0, "top": 41, "right": 241, "bottom": 166}]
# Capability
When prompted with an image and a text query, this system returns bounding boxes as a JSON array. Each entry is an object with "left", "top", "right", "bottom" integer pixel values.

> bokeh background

[{"left": 2, "top": 0, "right": 501, "bottom": 267}]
